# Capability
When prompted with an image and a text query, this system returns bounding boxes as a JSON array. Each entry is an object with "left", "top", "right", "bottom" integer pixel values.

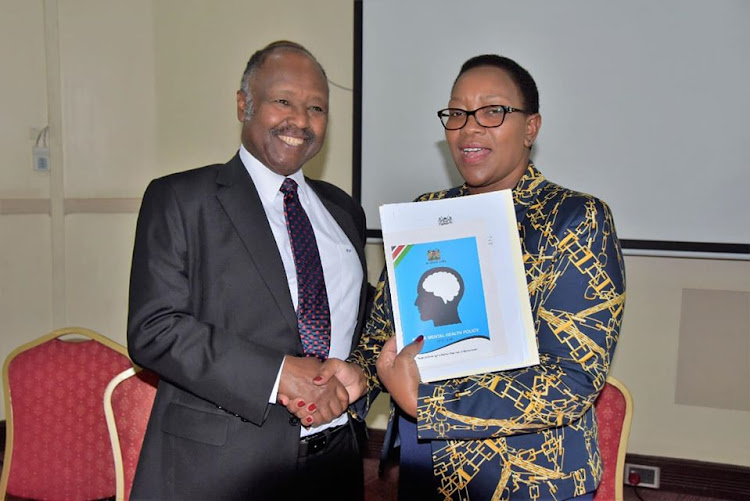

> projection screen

[{"left": 358, "top": 0, "right": 749, "bottom": 257}]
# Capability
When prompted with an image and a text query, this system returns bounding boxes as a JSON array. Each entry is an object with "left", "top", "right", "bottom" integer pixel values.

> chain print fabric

[{"left": 349, "top": 164, "right": 626, "bottom": 500}]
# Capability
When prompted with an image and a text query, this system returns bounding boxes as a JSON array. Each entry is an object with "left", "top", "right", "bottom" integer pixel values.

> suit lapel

[{"left": 215, "top": 155, "right": 298, "bottom": 335}]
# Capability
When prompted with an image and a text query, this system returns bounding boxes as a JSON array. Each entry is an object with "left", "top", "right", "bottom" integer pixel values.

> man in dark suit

[{"left": 127, "top": 41, "right": 368, "bottom": 500}]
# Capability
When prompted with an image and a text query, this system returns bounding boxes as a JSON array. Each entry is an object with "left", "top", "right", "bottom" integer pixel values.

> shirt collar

[
  {"left": 512, "top": 162, "right": 547, "bottom": 207},
  {"left": 239, "top": 144, "right": 308, "bottom": 205}
]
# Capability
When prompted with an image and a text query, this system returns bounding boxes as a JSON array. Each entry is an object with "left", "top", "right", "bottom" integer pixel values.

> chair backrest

[
  {"left": 0, "top": 327, "right": 132, "bottom": 500},
  {"left": 104, "top": 366, "right": 158, "bottom": 501},
  {"left": 593, "top": 376, "right": 633, "bottom": 501}
]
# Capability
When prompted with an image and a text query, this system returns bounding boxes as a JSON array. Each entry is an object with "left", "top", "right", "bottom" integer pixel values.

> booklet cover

[{"left": 380, "top": 191, "right": 539, "bottom": 382}]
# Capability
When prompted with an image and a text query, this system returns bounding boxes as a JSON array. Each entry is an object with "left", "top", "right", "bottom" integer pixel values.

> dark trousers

[{"left": 296, "top": 420, "right": 365, "bottom": 501}]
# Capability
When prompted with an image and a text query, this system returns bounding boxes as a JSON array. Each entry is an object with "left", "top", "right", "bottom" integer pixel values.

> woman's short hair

[{"left": 453, "top": 54, "right": 539, "bottom": 114}]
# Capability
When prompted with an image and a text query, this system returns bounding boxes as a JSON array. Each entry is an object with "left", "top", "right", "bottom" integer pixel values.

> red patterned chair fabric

[
  {"left": 593, "top": 376, "right": 633, "bottom": 501},
  {"left": 0, "top": 327, "right": 132, "bottom": 500},
  {"left": 104, "top": 367, "right": 158, "bottom": 501}
]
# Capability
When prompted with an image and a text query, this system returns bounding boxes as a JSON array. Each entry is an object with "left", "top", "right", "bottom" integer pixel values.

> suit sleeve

[
  {"left": 416, "top": 197, "right": 626, "bottom": 440},
  {"left": 127, "top": 178, "right": 285, "bottom": 425}
]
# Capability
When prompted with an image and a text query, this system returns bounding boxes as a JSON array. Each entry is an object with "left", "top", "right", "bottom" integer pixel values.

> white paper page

[{"left": 380, "top": 191, "right": 539, "bottom": 382}]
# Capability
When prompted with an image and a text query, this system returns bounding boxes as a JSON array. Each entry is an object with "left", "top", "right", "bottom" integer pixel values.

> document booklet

[{"left": 379, "top": 190, "right": 539, "bottom": 382}]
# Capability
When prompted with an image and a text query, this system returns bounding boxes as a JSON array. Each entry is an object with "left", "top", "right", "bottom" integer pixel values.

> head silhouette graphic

[{"left": 415, "top": 267, "right": 465, "bottom": 327}]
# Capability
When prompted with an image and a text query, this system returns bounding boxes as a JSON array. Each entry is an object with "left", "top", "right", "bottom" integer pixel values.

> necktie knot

[{"left": 280, "top": 178, "right": 298, "bottom": 198}]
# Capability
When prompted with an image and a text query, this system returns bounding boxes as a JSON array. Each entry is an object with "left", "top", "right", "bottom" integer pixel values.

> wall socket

[
  {"left": 624, "top": 463, "right": 660, "bottom": 489},
  {"left": 33, "top": 146, "right": 50, "bottom": 172}
]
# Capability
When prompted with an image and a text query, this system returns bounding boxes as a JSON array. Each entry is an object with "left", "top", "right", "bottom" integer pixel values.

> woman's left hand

[{"left": 376, "top": 335, "right": 424, "bottom": 417}]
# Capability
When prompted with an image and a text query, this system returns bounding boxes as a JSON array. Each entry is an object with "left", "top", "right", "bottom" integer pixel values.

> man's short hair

[{"left": 239, "top": 40, "right": 327, "bottom": 94}]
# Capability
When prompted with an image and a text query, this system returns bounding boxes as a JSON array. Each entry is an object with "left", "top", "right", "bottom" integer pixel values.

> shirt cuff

[{"left": 268, "top": 357, "right": 286, "bottom": 404}]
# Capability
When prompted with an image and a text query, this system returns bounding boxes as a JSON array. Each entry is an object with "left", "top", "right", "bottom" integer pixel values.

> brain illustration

[{"left": 421, "top": 271, "right": 461, "bottom": 304}]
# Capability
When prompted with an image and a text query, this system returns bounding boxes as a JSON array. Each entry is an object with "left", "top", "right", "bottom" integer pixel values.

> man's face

[{"left": 237, "top": 50, "right": 329, "bottom": 177}]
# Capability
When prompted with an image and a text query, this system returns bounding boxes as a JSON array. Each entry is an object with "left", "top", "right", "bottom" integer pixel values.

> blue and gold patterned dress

[{"left": 350, "top": 163, "right": 626, "bottom": 501}]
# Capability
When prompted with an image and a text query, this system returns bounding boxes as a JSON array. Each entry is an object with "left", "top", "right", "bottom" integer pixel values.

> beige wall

[
  {"left": 0, "top": 0, "right": 352, "bottom": 409},
  {"left": 612, "top": 256, "right": 749, "bottom": 466},
  {"left": 1, "top": 0, "right": 748, "bottom": 468},
  {"left": 1, "top": 0, "right": 55, "bottom": 368}
]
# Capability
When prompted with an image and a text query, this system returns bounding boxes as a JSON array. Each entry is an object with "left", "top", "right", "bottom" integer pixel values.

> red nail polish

[
  {"left": 416, "top": 335, "right": 424, "bottom": 342},
  {"left": 313, "top": 376, "right": 323, "bottom": 382},
  {"left": 308, "top": 403, "right": 317, "bottom": 412},
  {"left": 297, "top": 401, "right": 306, "bottom": 408},
  {"left": 306, "top": 416, "right": 313, "bottom": 424}
]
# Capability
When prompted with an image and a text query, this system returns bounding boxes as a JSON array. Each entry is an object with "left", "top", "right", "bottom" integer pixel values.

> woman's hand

[{"left": 376, "top": 335, "right": 424, "bottom": 418}]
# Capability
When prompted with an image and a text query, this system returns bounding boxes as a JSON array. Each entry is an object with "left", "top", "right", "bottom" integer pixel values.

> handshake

[
  {"left": 277, "top": 357, "right": 367, "bottom": 428},
  {"left": 276, "top": 335, "right": 425, "bottom": 426}
]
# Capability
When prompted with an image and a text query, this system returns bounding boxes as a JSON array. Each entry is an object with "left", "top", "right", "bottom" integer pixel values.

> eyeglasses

[{"left": 436, "top": 104, "right": 526, "bottom": 130}]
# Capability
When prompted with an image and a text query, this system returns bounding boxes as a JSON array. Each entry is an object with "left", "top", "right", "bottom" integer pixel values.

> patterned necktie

[{"left": 280, "top": 178, "right": 331, "bottom": 361}]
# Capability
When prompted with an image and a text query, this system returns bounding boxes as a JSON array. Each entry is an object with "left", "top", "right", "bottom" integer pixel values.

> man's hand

[
  {"left": 313, "top": 358, "right": 367, "bottom": 404},
  {"left": 277, "top": 356, "right": 349, "bottom": 427},
  {"left": 376, "top": 335, "right": 424, "bottom": 418}
]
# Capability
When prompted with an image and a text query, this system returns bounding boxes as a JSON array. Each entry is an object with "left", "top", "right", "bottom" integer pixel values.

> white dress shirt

[{"left": 239, "top": 145, "right": 362, "bottom": 436}]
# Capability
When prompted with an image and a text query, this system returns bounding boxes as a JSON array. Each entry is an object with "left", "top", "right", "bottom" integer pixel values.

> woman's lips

[{"left": 459, "top": 145, "right": 490, "bottom": 163}]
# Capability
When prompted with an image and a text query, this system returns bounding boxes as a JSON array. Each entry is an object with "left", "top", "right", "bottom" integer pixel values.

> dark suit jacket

[{"left": 127, "top": 154, "right": 368, "bottom": 500}]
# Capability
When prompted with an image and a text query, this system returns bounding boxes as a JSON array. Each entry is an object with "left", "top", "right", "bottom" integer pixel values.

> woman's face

[{"left": 445, "top": 66, "right": 541, "bottom": 194}]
